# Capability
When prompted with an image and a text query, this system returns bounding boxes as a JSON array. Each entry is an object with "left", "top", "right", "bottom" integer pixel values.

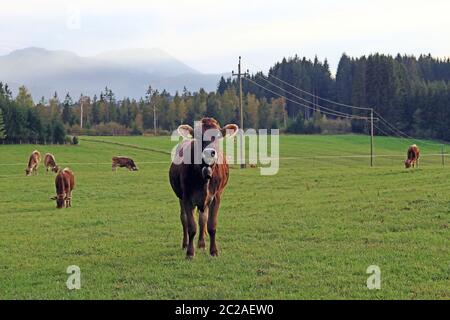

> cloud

[{"left": 0, "top": 0, "right": 449, "bottom": 73}]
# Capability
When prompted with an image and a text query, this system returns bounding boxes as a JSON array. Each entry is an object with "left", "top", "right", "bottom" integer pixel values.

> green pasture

[{"left": 0, "top": 135, "right": 449, "bottom": 299}]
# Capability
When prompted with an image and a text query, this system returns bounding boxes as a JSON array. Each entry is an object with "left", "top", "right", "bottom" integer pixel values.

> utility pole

[
  {"left": 146, "top": 85, "right": 156, "bottom": 136},
  {"left": 79, "top": 95, "right": 88, "bottom": 129},
  {"left": 80, "top": 99, "right": 83, "bottom": 129},
  {"left": 370, "top": 108, "right": 374, "bottom": 167},
  {"left": 153, "top": 103, "right": 157, "bottom": 136},
  {"left": 232, "top": 56, "right": 249, "bottom": 169}
]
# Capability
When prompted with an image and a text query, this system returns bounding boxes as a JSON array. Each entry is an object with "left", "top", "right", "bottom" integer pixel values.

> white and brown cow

[
  {"left": 25, "top": 150, "right": 41, "bottom": 176},
  {"left": 51, "top": 168, "right": 75, "bottom": 209},
  {"left": 405, "top": 144, "right": 420, "bottom": 168},
  {"left": 44, "top": 153, "right": 59, "bottom": 174},
  {"left": 169, "top": 117, "right": 238, "bottom": 259}
]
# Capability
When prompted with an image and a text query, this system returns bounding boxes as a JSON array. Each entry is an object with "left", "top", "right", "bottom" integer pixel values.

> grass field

[{"left": 0, "top": 134, "right": 449, "bottom": 299}]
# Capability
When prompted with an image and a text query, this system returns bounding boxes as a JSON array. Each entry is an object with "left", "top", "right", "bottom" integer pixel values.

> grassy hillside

[{"left": 0, "top": 135, "right": 449, "bottom": 299}]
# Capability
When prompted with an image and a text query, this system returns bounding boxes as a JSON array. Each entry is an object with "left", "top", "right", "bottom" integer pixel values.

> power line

[
  {"left": 266, "top": 72, "right": 444, "bottom": 147},
  {"left": 374, "top": 123, "right": 406, "bottom": 140},
  {"left": 253, "top": 74, "right": 364, "bottom": 119},
  {"left": 265, "top": 73, "right": 372, "bottom": 111},
  {"left": 246, "top": 59, "right": 446, "bottom": 151},
  {"left": 244, "top": 77, "right": 369, "bottom": 120},
  {"left": 374, "top": 110, "right": 445, "bottom": 147},
  {"left": 245, "top": 77, "right": 359, "bottom": 120},
  {"left": 244, "top": 58, "right": 371, "bottom": 112}
]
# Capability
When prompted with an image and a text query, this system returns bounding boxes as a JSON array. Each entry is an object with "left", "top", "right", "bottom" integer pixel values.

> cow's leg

[
  {"left": 183, "top": 200, "right": 196, "bottom": 259},
  {"left": 179, "top": 200, "right": 188, "bottom": 249},
  {"left": 208, "top": 196, "right": 221, "bottom": 257},
  {"left": 64, "top": 191, "right": 69, "bottom": 208},
  {"left": 198, "top": 205, "right": 208, "bottom": 250}
]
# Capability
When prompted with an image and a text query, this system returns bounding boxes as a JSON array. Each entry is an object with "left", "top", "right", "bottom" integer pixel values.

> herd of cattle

[
  {"left": 22, "top": 117, "right": 421, "bottom": 258},
  {"left": 25, "top": 150, "right": 140, "bottom": 209}
]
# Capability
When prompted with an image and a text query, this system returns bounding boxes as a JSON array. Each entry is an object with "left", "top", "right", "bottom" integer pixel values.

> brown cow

[
  {"left": 405, "top": 144, "right": 420, "bottom": 168},
  {"left": 112, "top": 156, "right": 138, "bottom": 171},
  {"left": 25, "top": 150, "right": 41, "bottom": 176},
  {"left": 51, "top": 168, "right": 75, "bottom": 209},
  {"left": 169, "top": 118, "right": 238, "bottom": 259},
  {"left": 44, "top": 153, "right": 59, "bottom": 174}
]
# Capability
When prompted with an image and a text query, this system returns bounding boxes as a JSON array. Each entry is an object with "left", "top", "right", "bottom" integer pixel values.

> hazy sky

[{"left": 1, "top": 0, "right": 449, "bottom": 74}]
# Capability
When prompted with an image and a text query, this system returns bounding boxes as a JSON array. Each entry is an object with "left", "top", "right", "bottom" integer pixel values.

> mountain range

[{"left": 0, "top": 47, "right": 227, "bottom": 100}]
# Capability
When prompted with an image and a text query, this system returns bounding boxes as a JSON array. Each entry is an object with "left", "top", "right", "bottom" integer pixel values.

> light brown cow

[
  {"left": 25, "top": 150, "right": 41, "bottom": 176},
  {"left": 44, "top": 153, "right": 59, "bottom": 174},
  {"left": 405, "top": 144, "right": 420, "bottom": 168},
  {"left": 51, "top": 168, "right": 75, "bottom": 209},
  {"left": 169, "top": 118, "right": 238, "bottom": 259}
]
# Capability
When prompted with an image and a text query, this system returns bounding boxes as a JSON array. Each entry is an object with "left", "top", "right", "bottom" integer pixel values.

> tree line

[
  {"left": 228, "top": 53, "right": 450, "bottom": 140},
  {"left": 0, "top": 53, "right": 449, "bottom": 144}
]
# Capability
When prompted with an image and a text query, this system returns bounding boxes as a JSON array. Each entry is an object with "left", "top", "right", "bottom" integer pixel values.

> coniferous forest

[{"left": 0, "top": 53, "right": 449, "bottom": 144}]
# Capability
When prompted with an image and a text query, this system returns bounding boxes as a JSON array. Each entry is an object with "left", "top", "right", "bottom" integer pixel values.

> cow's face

[
  {"left": 25, "top": 168, "right": 31, "bottom": 176},
  {"left": 177, "top": 118, "right": 238, "bottom": 180},
  {"left": 405, "top": 159, "right": 411, "bottom": 168},
  {"left": 130, "top": 161, "right": 138, "bottom": 171},
  {"left": 51, "top": 195, "right": 65, "bottom": 208},
  {"left": 52, "top": 166, "right": 59, "bottom": 173}
]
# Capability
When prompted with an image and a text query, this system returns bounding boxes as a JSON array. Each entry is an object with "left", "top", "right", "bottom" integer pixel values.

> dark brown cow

[
  {"left": 51, "top": 168, "right": 75, "bottom": 209},
  {"left": 405, "top": 144, "right": 420, "bottom": 168},
  {"left": 44, "top": 153, "right": 59, "bottom": 174},
  {"left": 25, "top": 150, "right": 41, "bottom": 176},
  {"left": 169, "top": 118, "right": 238, "bottom": 259},
  {"left": 112, "top": 156, "right": 138, "bottom": 171}
]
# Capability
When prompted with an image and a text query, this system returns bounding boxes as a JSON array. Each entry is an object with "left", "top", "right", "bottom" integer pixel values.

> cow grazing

[
  {"left": 25, "top": 150, "right": 41, "bottom": 176},
  {"left": 51, "top": 168, "right": 75, "bottom": 209},
  {"left": 405, "top": 144, "right": 420, "bottom": 168},
  {"left": 169, "top": 118, "right": 238, "bottom": 259},
  {"left": 44, "top": 153, "right": 59, "bottom": 174},
  {"left": 112, "top": 156, "right": 138, "bottom": 171}
]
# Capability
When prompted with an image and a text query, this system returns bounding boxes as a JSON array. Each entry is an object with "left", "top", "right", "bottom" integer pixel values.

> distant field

[{"left": 0, "top": 134, "right": 449, "bottom": 299}]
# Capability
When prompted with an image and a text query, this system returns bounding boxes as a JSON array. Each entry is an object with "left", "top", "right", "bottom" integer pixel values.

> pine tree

[
  {"left": 217, "top": 77, "right": 227, "bottom": 95},
  {"left": 335, "top": 53, "right": 353, "bottom": 106},
  {"left": 62, "top": 93, "right": 74, "bottom": 125},
  {"left": 0, "top": 108, "right": 6, "bottom": 140},
  {"left": 15, "top": 86, "right": 34, "bottom": 108}
]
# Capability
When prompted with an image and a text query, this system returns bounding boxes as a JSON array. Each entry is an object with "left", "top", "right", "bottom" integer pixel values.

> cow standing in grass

[
  {"left": 25, "top": 150, "right": 41, "bottom": 176},
  {"left": 51, "top": 168, "right": 75, "bottom": 209},
  {"left": 405, "top": 144, "right": 420, "bottom": 168},
  {"left": 169, "top": 118, "right": 238, "bottom": 259},
  {"left": 44, "top": 153, "right": 59, "bottom": 174},
  {"left": 112, "top": 156, "right": 138, "bottom": 171}
]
